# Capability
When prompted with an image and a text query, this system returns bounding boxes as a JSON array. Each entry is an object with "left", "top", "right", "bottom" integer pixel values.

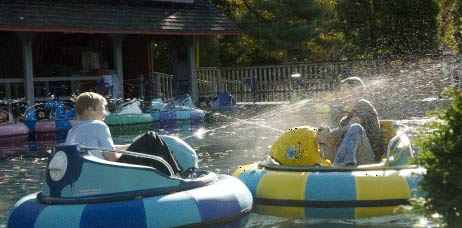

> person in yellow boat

[{"left": 316, "top": 77, "right": 383, "bottom": 166}]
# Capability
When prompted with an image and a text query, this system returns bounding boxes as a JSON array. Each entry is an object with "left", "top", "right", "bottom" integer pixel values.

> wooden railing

[
  {"left": 196, "top": 61, "right": 383, "bottom": 102},
  {"left": 0, "top": 76, "right": 101, "bottom": 102},
  {"left": 0, "top": 72, "right": 176, "bottom": 103},
  {"left": 154, "top": 72, "right": 174, "bottom": 100},
  {"left": 197, "top": 56, "right": 461, "bottom": 102}
]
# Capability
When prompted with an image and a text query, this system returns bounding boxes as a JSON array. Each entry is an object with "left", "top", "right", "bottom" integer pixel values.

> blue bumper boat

[
  {"left": 104, "top": 96, "right": 205, "bottom": 127},
  {"left": 8, "top": 144, "right": 252, "bottom": 227},
  {"left": 23, "top": 101, "right": 77, "bottom": 133}
]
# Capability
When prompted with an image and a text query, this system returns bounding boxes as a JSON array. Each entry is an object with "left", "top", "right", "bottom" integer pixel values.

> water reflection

[
  {"left": 244, "top": 213, "right": 421, "bottom": 228},
  {"left": 0, "top": 135, "right": 29, "bottom": 159},
  {"left": 0, "top": 157, "right": 47, "bottom": 227}
]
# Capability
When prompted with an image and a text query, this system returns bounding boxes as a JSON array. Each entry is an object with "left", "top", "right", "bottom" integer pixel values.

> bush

[{"left": 414, "top": 88, "right": 462, "bottom": 227}]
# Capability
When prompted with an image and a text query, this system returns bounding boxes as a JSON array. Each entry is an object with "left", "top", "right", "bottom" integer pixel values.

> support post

[
  {"left": 216, "top": 68, "right": 223, "bottom": 93},
  {"left": 147, "top": 41, "right": 154, "bottom": 99},
  {"left": 188, "top": 36, "right": 199, "bottom": 101},
  {"left": 110, "top": 35, "right": 125, "bottom": 99},
  {"left": 18, "top": 32, "right": 35, "bottom": 106}
]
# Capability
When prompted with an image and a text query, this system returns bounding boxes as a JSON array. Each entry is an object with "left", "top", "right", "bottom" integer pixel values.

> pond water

[{"left": 0, "top": 100, "right": 436, "bottom": 227}]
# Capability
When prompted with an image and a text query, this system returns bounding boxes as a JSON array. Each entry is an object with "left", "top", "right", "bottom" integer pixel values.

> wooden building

[{"left": 0, "top": 0, "right": 239, "bottom": 106}]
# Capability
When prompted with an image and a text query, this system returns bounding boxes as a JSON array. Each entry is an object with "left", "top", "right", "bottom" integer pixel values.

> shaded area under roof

[{"left": 0, "top": 0, "right": 239, "bottom": 35}]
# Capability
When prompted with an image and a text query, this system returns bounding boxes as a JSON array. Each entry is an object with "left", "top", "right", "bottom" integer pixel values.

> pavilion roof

[{"left": 0, "top": 0, "right": 239, "bottom": 35}]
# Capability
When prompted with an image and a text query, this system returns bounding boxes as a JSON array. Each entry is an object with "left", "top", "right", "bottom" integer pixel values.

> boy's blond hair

[{"left": 75, "top": 92, "right": 107, "bottom": 116}]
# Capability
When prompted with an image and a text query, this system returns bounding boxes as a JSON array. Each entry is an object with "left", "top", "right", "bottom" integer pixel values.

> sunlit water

[{"left": 0, "top": 99, "right": 438, "bottom": 228}]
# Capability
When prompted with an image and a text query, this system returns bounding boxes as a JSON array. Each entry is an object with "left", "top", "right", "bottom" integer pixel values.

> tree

[
  {"left": 204, "top": 0, "right": 444, "bottom": 66},
  {"left": 334, "top": 0, "right": 440, "bottom": 58},
  {"left": 451, "top": 0, "right": 462, "bottom": 53},
  {"left": 415, "top": 88, "right": 462, "bottom": 226},
  {"left": 439, "top": 0, "right": 462, "bottom": 54},
  {"left": 207, "top": 0, "right": 330, "bottom": 66}
]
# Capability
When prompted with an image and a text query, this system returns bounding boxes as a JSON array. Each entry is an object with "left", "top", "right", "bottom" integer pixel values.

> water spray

[{"left": 181, "top": 97, "right": 318, "bottom": 140}]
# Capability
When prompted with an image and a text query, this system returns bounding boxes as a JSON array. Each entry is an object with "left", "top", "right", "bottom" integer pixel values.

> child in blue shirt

[{"left": 65, "top": 92, "right": 129, "bottom": 161}]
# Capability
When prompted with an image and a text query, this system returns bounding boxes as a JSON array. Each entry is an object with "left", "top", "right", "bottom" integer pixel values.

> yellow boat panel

[
  {"left": 257, "top": 171, "right": 309, "bottom": 200},
  {"left": 355, "top": 174, "right": 410, "bottom": 200}
]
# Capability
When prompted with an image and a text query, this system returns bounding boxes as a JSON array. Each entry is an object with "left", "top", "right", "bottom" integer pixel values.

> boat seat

[
  {"left": 117, "top": 100, "right": 143, "bottom": 114},
  {"left": 270, "top": 126, "right": 331, "bottom": 166},
  {"left": 379, "top": 120, "right": 415, "bottom": 166},
  {"left": 380, "top": 120, "right": 396, "bottom": 156},
  {"left": 118, "top": 131, "right": 182, "bottom": 175},
  {"left": 44, "top": 144, "right": 181, "bottom": 199},
  {"left": 385, "top": 134, "right": 414, "bottom": 166}
]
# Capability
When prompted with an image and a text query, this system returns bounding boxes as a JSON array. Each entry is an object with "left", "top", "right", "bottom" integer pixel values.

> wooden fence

[
  {"left": 154, "top": 72, "right": 174, "bottom": 100},
  {"left": 196, "top": 60, "right": 387, "bottom": 102},
  {"left": 196, "top": 56, "right": 461, "bottom": 103}
]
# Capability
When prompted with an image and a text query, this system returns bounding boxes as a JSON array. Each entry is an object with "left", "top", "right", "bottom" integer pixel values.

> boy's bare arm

[
  {"left": 103, "top": 151, "right": 121, "bottom": 161},
  {"left": 115, "top": 144, "right": 130, "bottom": 151},
  {"left": 103, "top": 144, "right": 130, "bottom": 161}
]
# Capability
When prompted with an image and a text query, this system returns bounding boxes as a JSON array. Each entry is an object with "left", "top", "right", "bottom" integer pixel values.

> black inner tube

[
  {"left": 255, "top": 198, "right": 410, "bottom": 208},
  {"left": 258, "top": 162, "right": 420, "bottom": 172}
]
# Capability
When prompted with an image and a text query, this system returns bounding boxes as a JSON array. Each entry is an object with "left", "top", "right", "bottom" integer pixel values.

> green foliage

[
  {"left": 197, "top": 36, "right": 221, "bottom": 67},
  {"left": 237, "top": 0, "right": 323, "bottom": 53},
  {"left": 204, "top": 0, "right": 448, "bottom": 65},
  {"left": 152, "top": 39, "right": 174, "bottom": 74},
  {"left": 453, "top": 0, "right": 462, "bottom": 53},
  {"left": 415, "top": 88, "right": 462, "bottom": 227},
  {"left": 439, "top": 0, "right": 462, "bottom": 54},
  {"left": 209, "top": 0, "right": 330, "bottom": 65},
  {"left": 334, "top": 0, "right": 440, "bottom": 58}
]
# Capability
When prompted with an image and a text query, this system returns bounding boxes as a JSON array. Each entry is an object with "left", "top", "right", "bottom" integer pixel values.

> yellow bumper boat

[{"left": 233, "top": 121, "right": 425, "bottom": 219}]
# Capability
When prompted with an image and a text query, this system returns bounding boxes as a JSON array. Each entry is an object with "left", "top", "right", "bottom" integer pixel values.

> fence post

[
  {"left": 155, "top": 72, "right": 161, "bottom": 98},
  {"left": 149, "top": 72, "right": 155, "bottom": 98},
  {"left": 216, "top": 68, "right": 223, "bottom": 93}
]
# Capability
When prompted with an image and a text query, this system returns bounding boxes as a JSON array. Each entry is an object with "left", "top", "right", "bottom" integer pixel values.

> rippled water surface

[{"left": 0, "top": 100, "right": 437, "bottom": 227}]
